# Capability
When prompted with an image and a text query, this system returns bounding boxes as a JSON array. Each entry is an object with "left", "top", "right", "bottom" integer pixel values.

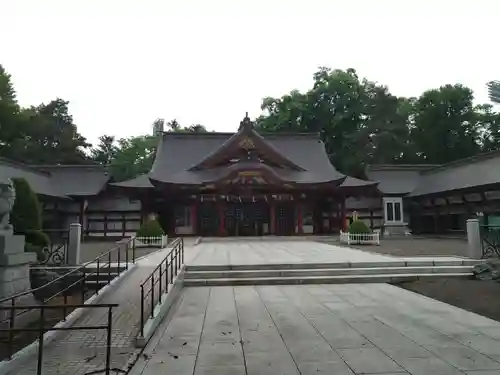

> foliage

[
  {"left": 137, "top": 218, "right": 164, "bottom": 238},
  {"left": 256, "top": 67, "right": 500, "bottom": 176},
  {"left": 91, "top": 135, "right": 117, "bottom": 165},
  {"left": 348, "top": 220, "right": 371, "bottom": 234},
  {"left": 10, "top": 178, "right": 42, "bottom": 234},
  {"left": 25, "top": 230, "right": 50, "bottom": 248},
  {"left": 89, "top": 119, "right": 208, "bottom": 181},
  {"left": 108, "top": 135, "right": 158, "bottom": 181},
  {"left": 0, "top": 69, "right": 91, "bottom": 164}
]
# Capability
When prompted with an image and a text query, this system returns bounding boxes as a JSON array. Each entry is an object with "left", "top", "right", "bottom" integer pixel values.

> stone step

[
  {"left": 183, "top": 266, "right": 473, "bottom": 279},
  {"left": 183, "top": 273, "right": 472, "bottom": 287},
  {"left": 185, "top": 259, "right": 481, "bottom": 272}
]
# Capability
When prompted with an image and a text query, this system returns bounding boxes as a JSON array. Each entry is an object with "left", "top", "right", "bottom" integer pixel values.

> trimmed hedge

[
  {"left": 137, "top": 218, "right": 164, "bottom": 238},
  {"left": 11, "top": 178, "right": 42, "bottom": 233},
  {"left": 348, "top": 220, "right": 371, "bottom": 234},
  {"left": 10, "top": 178, "right": 49, "bottom": 257}
]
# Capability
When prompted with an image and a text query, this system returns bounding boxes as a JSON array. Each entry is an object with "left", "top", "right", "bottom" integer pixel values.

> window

[
  {"left": 174, "top": 206, "right": 191, "bottom": 227},
  {"left": 383, "top": 197, "right": 404, "bottom": 224}
]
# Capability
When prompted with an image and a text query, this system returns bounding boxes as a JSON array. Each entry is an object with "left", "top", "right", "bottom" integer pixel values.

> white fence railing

[
  {"left": 133, "top": 235, "right": 168, "bottom": 248},
  {"left": 340, "top": 231, "right": 380, "bottom": 245}
]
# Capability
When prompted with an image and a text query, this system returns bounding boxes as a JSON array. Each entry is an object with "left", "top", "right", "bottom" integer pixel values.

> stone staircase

[{"left": 184, "top": 259, "right": 479, "bottom": 286}]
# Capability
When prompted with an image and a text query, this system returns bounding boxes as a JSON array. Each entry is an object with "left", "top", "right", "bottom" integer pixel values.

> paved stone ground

[
  {"left": 189, "top": 241, "right": 468, "bottom": 267},
  {"left": 80, "top": 241, "right": 166, "bottom": 263},
  {"left": 133, "top": 284, "right": 500, "bottom": 375},
  {"left": 320, "top": 237, "right": 469, "bottom": 258},
  {"left": 8, "top": 238, "right": 200, "bottom": 375}
]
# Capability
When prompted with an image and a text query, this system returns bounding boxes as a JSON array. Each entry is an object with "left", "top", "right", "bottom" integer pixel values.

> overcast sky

[{"left": 1, "top": 0, "right": 498, "bottom": 145}]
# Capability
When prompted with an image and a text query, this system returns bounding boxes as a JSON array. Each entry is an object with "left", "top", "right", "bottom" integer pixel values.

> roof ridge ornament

[{"left": 239, "top": 112, "right": 254, "bottom": 132}]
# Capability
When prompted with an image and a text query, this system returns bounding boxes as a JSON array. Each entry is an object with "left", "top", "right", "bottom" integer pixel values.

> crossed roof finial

[{"left": 239, "top": 112, "right": 253, "bottom": 131}]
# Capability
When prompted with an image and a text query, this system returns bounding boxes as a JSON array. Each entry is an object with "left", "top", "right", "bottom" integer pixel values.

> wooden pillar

[
  {"left": 297, "top": 203, "right": 303, "bottom": 235},
  {"left": 340, "top": 197, "right": 347, "bottom": 232},
  {"left": 218, "top": 201, "right": 226, "bottom": 236},
  {"left": 191, "top": 201, "right": 198, "bottom": 235},
  {"left": 369, "top": 210, "right": 374, "bottom": 230},
  {"left": 270, "top": 200, "right": 276, "bottom": 235}
]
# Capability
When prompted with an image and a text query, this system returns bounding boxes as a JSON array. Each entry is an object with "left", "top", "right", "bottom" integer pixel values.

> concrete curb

[
  {"left": 134, "top": 269, "right": 185, "bottom": 348},
  {"left": 0, "top": 263, "right": 138, "bottom": 375}
]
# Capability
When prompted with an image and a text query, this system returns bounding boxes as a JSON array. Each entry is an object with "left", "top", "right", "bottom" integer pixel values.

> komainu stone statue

[{"left": 0, "top": 178, "right": 15, "bottom": 234}]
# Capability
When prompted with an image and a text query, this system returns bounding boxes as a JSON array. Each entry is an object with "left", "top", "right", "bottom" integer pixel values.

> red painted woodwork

[
  {"left": 218, "top": 201, "right": 226, "bottom": 236},
  {"left": 297, "top": 203, "right": 303, "bottom": 234},
  {"left": 191, "top": 202, "right": 197, "bottom": 234},
  {"left": 270, "top": 201, "right": 276, "bottom": 234}
]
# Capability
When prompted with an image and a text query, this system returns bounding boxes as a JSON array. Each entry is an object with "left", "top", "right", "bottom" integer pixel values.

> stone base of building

[
  {"left": 0, "top": 233, "right": 38, "bottom": 327},
  {"left": 383, "top": 223, "right": 411, "bottom": 237}
]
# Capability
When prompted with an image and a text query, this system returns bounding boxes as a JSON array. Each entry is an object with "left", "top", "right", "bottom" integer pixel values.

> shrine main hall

[{"left": 113, "top": 114, "right": 378, "bottom": 237}]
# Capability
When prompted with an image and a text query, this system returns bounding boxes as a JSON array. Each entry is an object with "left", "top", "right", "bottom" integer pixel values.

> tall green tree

[
  {"left": 410, "top": 84, "right": 481, "bottom": 163},
  {"left": 0, "top": 64, "right": 24, "bottom": 160},
  {"left": 91, "top": 135, "right": 117, "bottom": 164},
  {"left": 109, "top": 135, "right": 158, "bottom": 181}
]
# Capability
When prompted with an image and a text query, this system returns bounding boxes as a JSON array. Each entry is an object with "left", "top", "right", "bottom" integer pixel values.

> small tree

[
  {"left": 137, "top": 218, "right": 164, "bottom": 239},
  {"left": 348, "top": 220, "right": 371, "bottom": 234},
  {"left": 11, "top": 178, "right": 42, "bottom": 233},
  {"left": 10, "top": 178, "right": 49, "bottom": 258}
]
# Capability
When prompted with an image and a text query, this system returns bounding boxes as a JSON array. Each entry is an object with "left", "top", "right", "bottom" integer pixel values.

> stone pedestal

[
  {"left": 67, "top": 223, "right": 82, "bottom": 265},
  {"left": 383, "top": 223, "right": 411, "bottom": 237},
  {"left": 467, "top": 219, "right": 482, "bottom": 259},
  {"left": 0, "top": 232, "right": 37, "bottom": 326}
]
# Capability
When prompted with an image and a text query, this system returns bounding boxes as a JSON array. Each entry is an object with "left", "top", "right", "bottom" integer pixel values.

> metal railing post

[
  {"left": 96, "top": 258, "right": 100, "bottom": 295},
  {"left": 140, "top": 286, "right": 144, "bottom": 337},
  {"left": 125, "top": 238, "right": 129, "bottom": 269},
  {"left": 165, "top": 258, "right": 169, "bottom": 294},
  {"left": 150, "top": 274, "right": 155, "bottom": 319},
  {"left": 81, "top": 268, "right": 86, "bottom": 304},
  {"left": 117, "top": 243, "right": 121, "bottom": 273},
  {"left": 105, "top": 307, "right": 113, "bottom": 375},
  {"left": 37, "top": 305, "right": 45, "bottom": 375},
  {"left": 8, "top": 298, "right": 15, "bottom": 358},
  {"left": 170, "top": 250, "right": 174, "bottom": 284},
  {"left": 158, "top": 265, "right": 163, "bottom": 304},
  {"left": 108, "top": 251, "right": 112, "bottom": 285},
  {"left": 132, "top": 237, "right": 136, "bottom": 263}
]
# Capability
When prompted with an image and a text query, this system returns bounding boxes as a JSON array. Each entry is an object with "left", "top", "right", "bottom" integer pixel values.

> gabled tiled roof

[
  {"left": 150, "top": 132, "right": 346, "bottom": 185},
  {"left": 109, "top": 174, "right": 153, "bottom": 188},
  {"left": 33, "top": 165, "right": 111, "bottom": 196},
  {"left": 366, "top": 165, "right": 439, "bottom": 195},
  {"left": 0, "top": 158, "right": 67, "bottom": 198},
  {"left": 1, "top": 159, "right": 111, "bottom": 198},
  {"left": 409, "top": 151, "right": 500, "bottom": 197}
]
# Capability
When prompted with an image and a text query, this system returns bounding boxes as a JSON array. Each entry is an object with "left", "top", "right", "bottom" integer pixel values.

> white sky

[{"left": 1, "top": 0, "right": 498, "bottom": 145}]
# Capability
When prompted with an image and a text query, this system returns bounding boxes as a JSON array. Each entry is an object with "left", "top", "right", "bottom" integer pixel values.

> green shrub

[
  {"left": 25, "top": 243, "right": 46, "bottom": 262},
  {"left": 10, "top": 178, "right": 42, "bottom": 234},
  {"left": 25, "top": 230, "right": 50, "bottom": 248},
  {"left": 137, "top": 219, "right": 164, "bottom": 238},
  {"left": 348, "top": 220, "right": 371, "bottom": 234}
]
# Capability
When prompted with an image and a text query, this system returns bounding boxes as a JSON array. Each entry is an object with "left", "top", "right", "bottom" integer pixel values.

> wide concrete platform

[
  {"left": 188, "top": 241, "right": 470, "bottom": 267},
  {"left": 132, "top": 284, "right": 500, "bottom": 375}
]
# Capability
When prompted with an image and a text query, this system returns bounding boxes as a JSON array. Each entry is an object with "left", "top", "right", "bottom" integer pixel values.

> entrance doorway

[{"left": 225, "top": 201, "right": 269, "bottom": 236}]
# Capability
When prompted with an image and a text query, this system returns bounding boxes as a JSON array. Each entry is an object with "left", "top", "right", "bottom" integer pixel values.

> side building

[{"left": 0, "top": 158, "right": 142, "bottom": 240}]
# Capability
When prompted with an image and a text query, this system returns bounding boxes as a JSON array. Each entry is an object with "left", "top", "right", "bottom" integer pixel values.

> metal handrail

[
  {"left": 0, "top": 236, "right": 136, "bottom": 304},
  {"left": 0, "top": 303, "right": 119, "bottom": 375},
  {"left": 0, "top": 236, "right": 137, "bottom": 360},
  {"left": 139, "top": 237, "right": 184, "bottom": 337}
]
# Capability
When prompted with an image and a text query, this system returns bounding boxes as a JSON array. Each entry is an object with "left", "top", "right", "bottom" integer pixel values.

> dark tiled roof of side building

[
  {"left": 109, "top": 174, "right": 154, "bottom": 188},
  {"left": 409, "top": 151, "right": 500, "bottom": 197},
  {"left": 0, "top": 158, "right": 67, "bottom": 198},
  {"left": 32, "top": 165, "right": 111, "bottom": 196},
  {"left": 149, "top": 132, "right": 348, "bottom": 185},
  {"left": 366, "top": 165, "right": 440, "bottom": 195}
]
